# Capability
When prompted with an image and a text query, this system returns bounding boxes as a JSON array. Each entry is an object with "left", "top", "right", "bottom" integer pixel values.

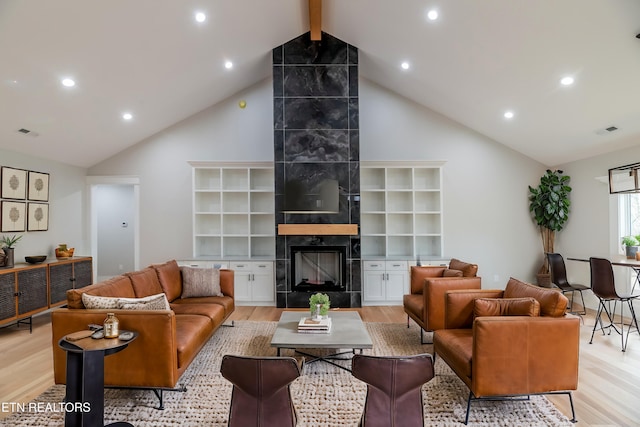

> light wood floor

[{"left": 1, "top": 306, "right": 639, "bottom": 425}]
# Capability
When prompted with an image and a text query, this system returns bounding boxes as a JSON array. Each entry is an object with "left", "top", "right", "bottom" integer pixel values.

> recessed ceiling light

[
  {"left": 195, "top": 12, "right": 206, "bottom": 23},
  {"left": 61, "top": 78, "right": 75, "bottom": 87},
  {"left": 224, "top": 61, "right": 233, "bottom": 69},
  {"left": 401, "top": 62, "right": 410, "bottom": 70},
  {"left": 504, "top": 111, "right": 514, "bottom": 119},
  {"left": 427, "top": 10, "right": 439, "bottom": 20},
  {"left": 560, "top": 76, "right": 574, "bottom": 86},
  {"left": 122, "top": 113, "right": 133, "bottom": 120}
]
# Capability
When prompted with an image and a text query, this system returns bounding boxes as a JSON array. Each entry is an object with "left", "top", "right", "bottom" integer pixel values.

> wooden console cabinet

[{"left": 0, "top": 256, "right": 92, "bottom": 330}]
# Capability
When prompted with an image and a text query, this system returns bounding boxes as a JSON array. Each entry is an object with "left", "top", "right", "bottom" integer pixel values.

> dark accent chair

[
  {"left": 351, "top": 353, "right": 435, "bottom": 427},
  {"left": 589, "top": 257, "right": 640, "bottom": 352},
  {"left": 547, "top": 252, "right": 590, "bottom": 315},
  {"left": 220, "top": 355, "right": 301, "bottom": 427}
]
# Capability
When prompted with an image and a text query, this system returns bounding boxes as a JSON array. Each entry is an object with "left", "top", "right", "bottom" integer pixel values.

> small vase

[
  {"left": 311, "top": 304, "right": 323, "bottom": 321},
  {"left": 2, "top": 248, "right": 14, "bottom": 268}
]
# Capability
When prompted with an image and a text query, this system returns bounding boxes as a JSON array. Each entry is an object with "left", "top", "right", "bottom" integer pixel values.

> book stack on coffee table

[{"left": 298, "top": 317, "right": 332, "bottom": 334}]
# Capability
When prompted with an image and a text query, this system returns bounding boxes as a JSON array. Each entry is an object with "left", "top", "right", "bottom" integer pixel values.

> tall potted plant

[{"left": 528, "top": 170, "right": 572, "bottom": 286}]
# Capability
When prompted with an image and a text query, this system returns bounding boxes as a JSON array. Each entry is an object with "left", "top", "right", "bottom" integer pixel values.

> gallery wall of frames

[{"left": 0, "top": 166, "right": 50, "bottom": 232}]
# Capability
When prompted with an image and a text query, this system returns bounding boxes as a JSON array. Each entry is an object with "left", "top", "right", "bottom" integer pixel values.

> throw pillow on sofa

[
  {"left": 82, "top": 293, "right": 120, "bottom": 309},
  {"left": 117, "top": 293, "right": 170, "bottom": 310},
  {"left": 180, "top": 266, "right": 222, "bottom": 298},
  {"left": 448, "top": 258, "right": 478, "bottom": 277},
  {"left": 474, "top": 297, "right": 540, "bottom": 318}
]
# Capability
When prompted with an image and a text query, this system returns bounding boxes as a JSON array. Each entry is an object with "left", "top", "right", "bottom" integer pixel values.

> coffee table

[{"left": 270, "top": 311, "right": 373, "bottom": 371}]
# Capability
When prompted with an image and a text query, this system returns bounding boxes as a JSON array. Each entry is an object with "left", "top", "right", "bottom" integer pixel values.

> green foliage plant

[
  {"left": 309, "top": 292, "right": 330, "bottom": 316},
  {"left": 623, "top": 236, "right": 639, "bottom": 247},
  {"left": 0, "top": 234, "right": 22, "bottom": 248},
  {"left": 528, "top": 170, "right": 572, "bottom": 274}
]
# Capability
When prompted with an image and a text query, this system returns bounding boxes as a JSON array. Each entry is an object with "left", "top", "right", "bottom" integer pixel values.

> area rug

[{"left": 1, "top": 321, "right": 573, "bottom": 426}]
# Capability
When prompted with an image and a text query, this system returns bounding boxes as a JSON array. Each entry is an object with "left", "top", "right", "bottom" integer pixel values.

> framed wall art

[
  {"left": 28, "top": 171, "right": 50, "bottom": 201},
  {"left": 1, "top": 167, "right": 27, "bottom": 200},
  {"left": 27, "top": 202, "right": 49, "bottom": 231},
  {"left": 1, "top": 201, "right": 26, "bottom": 232}
]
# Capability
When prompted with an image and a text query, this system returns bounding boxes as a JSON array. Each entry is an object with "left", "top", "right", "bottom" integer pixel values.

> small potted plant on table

[
  {"left": 622, "top": 236, "right": 639, "bottom": 259},
  {"left": 309, "top": 292, "right": 330, "bottom": 320}
]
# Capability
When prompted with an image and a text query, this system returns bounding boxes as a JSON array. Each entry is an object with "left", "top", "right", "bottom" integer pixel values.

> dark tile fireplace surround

[{"left": 273, "top": 32, "right": 361, "bottom": 308}]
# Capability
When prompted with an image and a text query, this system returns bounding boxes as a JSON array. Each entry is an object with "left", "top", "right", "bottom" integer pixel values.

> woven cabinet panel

[
  {"left": 50, "top": 263, "right": 73, "bottom": 305},
  {"left": 0, "top": 273, "right": 17, "bottom": 321},
  {"left": 17, "top": 268, "right": 48, "bottom": 314},
  {"left": 74, "top": 260, "right": 93, "bottom": 288}
]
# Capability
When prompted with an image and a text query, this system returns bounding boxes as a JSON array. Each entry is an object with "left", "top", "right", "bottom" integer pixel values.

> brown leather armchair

[
  {"left": 434, "top": 278, "right": 580, "bottom": 424},
  {"left": 403, "top": 259, "right": 481, "bottom": 343}
]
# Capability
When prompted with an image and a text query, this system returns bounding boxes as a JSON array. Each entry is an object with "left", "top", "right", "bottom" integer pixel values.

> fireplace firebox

[{"left": 291, "top": 245, "right": 347, "bottom": 292}]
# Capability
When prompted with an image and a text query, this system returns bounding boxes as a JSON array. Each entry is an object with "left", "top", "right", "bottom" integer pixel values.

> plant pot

[
  {"left": 2, "top": 247, "right": 14, "bottom": 268},
  {"left": 625, "top": 246, "right": 639, "bottom": 259},
  {"left": 536, "top": 273, "right": 552, "bottom": 288}
]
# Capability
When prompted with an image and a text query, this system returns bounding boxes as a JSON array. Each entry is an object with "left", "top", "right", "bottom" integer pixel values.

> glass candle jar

[{"left": 103, "top": 313, "right": 119, "bottom": 339}]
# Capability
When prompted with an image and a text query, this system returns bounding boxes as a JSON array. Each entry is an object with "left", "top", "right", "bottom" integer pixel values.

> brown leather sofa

[
  {"left": 51, "top": 259, "right": 234, "bottom": 406},
  {"left": 403, "top": 259, "right": 481, "bottom": 342},
  {"left": 434, "top": 277, "right": 579, "bottom": 424}
]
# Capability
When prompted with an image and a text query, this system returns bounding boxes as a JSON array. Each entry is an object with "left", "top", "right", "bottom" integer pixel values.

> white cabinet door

[
  {"left": 250, "top": 262, "right": 274, "bottom": 302},
  {"left": 230, "top": 261, "right": 274, "bottom": 305},
  {"left": 362, "top": 260, "right": 408, "bottom": 305},
  {"left": 231, "top": 262, "right": 252, "bottom": 302},
  {"left": 363, "top": 269, "right": 386, "bottom": 301}
]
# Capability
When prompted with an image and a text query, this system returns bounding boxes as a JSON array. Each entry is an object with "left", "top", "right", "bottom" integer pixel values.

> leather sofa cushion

[
  {"left": 67, "top": 275, "right": 135, "bottom": 309},
  {"left": 403, "top": 294, "right": 423, "bottom": 320},
  {"left": 474, "top": 297, "right": 540, "bottom": 317},
  {"left": 448, "top": 259, "right": 478, "bottom": 277},
  {"left": 443, "top": 269, "right": 463, "bottom": 277},
  {"left": 175, "top": 314, "right": 214, "bottom": 369},
  {"left": 173, "top": 295, "right": 235, "bottom": 317},
  {"left": 503, "top": 277, "right": 568, "bottom": 317},
  {"left": 127, "top": 268, "right": 164, "bottom": 298},
  {"left": 410, "top": 266, "right": 447, "bottom": 294},
  {"left": 170, "top": 301, "right": 225, "bottom": 324},
  {"left": 153, "top": 260, "right": 183, "bottom": 302},
  {"left": 434, "top": 329, "right": 473, "bottom": 380}
]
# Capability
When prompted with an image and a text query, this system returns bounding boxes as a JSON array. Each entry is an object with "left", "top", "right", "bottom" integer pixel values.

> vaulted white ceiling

[{"left": 1, "top": 0, "right": 640, "bottom": 168}]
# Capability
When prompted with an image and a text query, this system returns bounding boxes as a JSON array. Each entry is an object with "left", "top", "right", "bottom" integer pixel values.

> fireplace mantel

[{"left": 277, "top": 224, "right": 358, "bottom": 236}]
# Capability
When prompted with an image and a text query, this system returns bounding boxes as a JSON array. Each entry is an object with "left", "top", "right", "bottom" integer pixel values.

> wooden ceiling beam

[{"left": 309, "top": 0, "right": 322, "bottom": 41}]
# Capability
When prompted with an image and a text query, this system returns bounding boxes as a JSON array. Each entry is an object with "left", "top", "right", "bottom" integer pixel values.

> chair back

[
  {"left": 547, "top": 253, "right": 571, "bottom": 290},
  {"left": 352, "top": 353, "right": 434, "bottom": 427},
  {"left": 220, "top": 355, "right": 301, "bottom": 427},
  {"left": 589, "top": 257, "right": 619, "bottom": 300}
]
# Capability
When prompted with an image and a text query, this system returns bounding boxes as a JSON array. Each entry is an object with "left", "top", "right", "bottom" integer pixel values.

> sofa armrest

[
  {"left": 220, "top": 269, "right": 234, "bottom": 298},
  {"left": 443, "top": 288, "right": 504, "bottom": 329},
  {"left": 52, "top": 308, "right": 179, "bottom": 388},
  {"left": 423, "top": 277, "right": 482, "bottom": 331},
  {"left": 472, "top": 316, "right": 580, "bottom": 397}
]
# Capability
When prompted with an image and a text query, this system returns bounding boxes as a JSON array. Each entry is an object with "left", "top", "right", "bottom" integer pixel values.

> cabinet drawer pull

[
  {"left": 392, "top": 264, "right": 401, "bottom": 267},
  {"left": 236, "top": 264, "right": 245, "bottom": 268}
]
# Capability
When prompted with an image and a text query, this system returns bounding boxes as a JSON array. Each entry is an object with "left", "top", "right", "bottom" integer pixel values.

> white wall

[
  {"left": 360, "top": 79, "right": 546, "bottom": 286},
  {"left": 89, "top": 77, "right": 547, "bottom": 287},
  {"left": 557, "top": 146, "right": 640, "bottom": 309},
  {"left": 88, "top": 79, "right": 274, "bottom": 265},
  {"left": 0, "top": 149, "right": 88, "bottom": 261}
]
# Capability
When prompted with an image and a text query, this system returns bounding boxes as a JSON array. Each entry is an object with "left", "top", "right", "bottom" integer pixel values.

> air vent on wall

[
  {"left": 595, "top": 126, "right": 619, "bottom": 135},
  {"left": 17, "top": 128, "right": 39, "bottom": 137}
]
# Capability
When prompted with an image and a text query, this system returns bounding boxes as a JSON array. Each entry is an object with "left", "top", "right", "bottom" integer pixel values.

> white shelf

[
  {"left": 360, "top": 161, "right": 444, "bottom": 259},
  {"left": 191, "top": 162, "right": 275, "bottom": 259}
]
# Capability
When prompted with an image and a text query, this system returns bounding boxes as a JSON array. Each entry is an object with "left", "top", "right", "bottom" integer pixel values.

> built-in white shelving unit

[
  {"left": 360, "top": 161, "right": 444, "bottom": 259},
  {"left": 190, "top": 162, "right": 275, "bottom": 259}
]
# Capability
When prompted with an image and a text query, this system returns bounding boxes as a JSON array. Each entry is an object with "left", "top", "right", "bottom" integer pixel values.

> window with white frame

[{"left": 618, "top": 193, "right": 640, "bottom": 246}]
